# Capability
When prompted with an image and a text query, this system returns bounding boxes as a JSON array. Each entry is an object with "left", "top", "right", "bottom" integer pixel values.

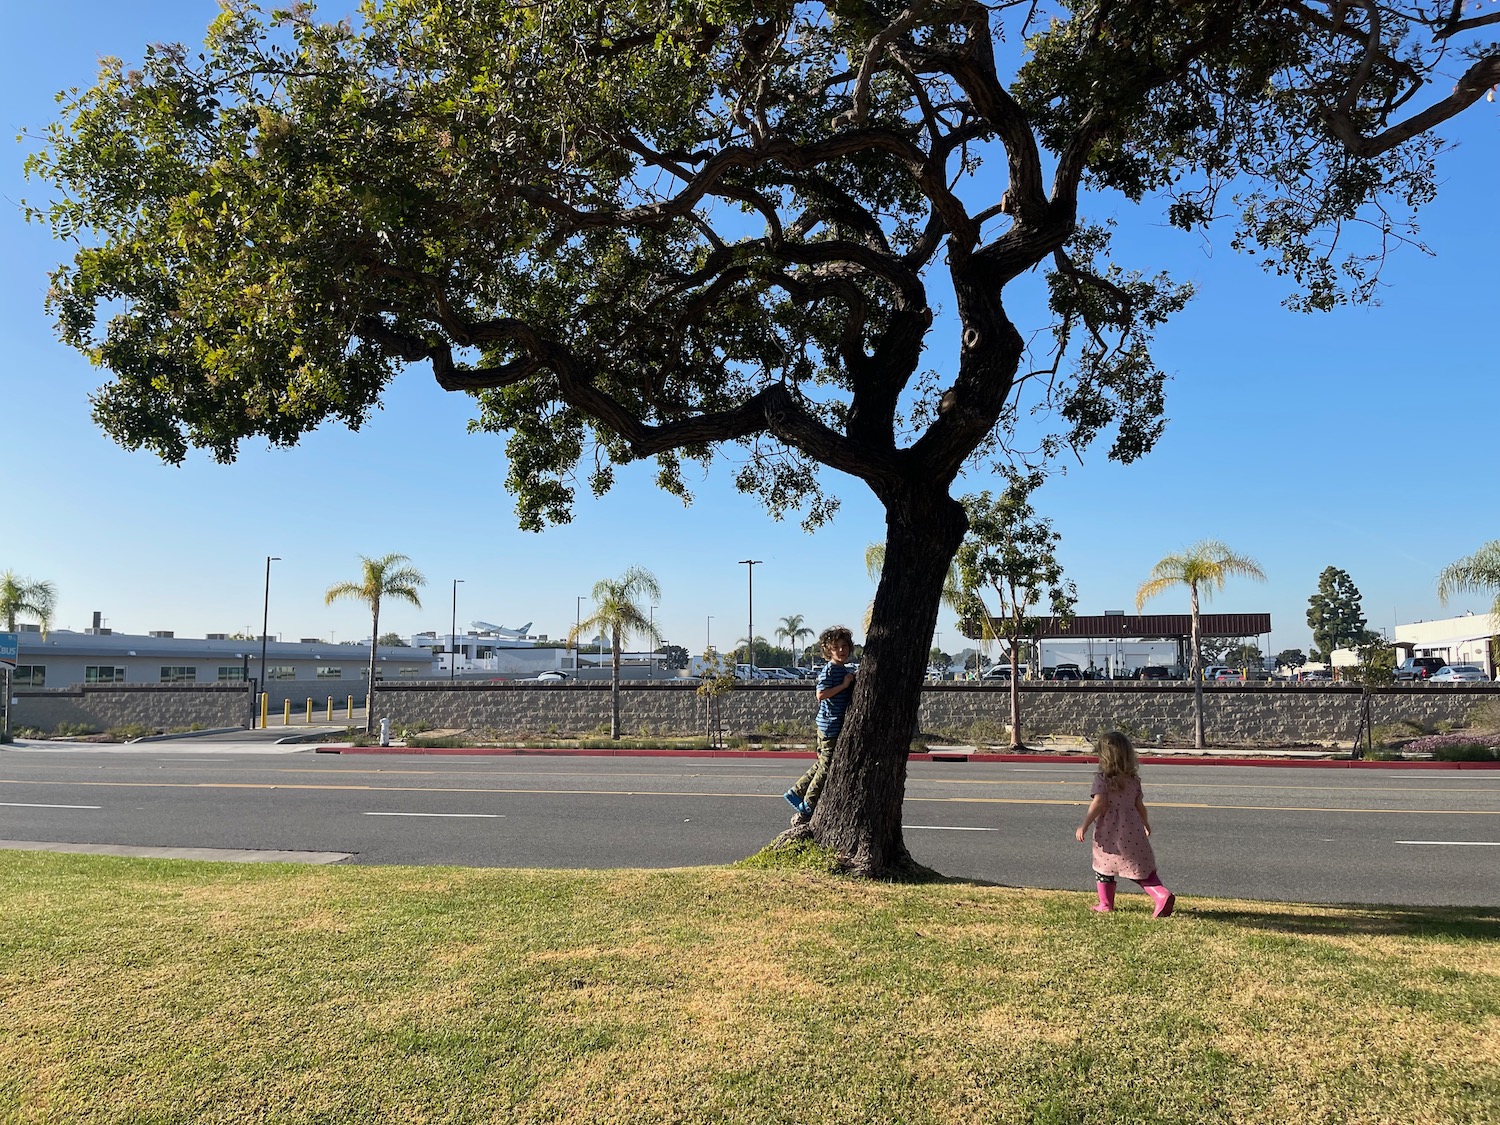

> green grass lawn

[{"left": 2, "top": 850, "right": 1496, "bottom": 1124}]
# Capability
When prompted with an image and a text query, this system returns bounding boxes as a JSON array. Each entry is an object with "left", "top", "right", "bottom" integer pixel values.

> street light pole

[
  {"left": 259, "top": 556, "right": 279, "bottom": 728},
  {"left": 706, "top": 616, "right": 713, "bottom": 655},
  {"left": 575, "top": 595, "right": 585, "bottom": 671},
  {"left": 738, "top": 559, "right": 762, "bottom": 673},
  {"left": 648, "top": 606, "right": 656, "bottom": 682},
  {"left": 450, "top": 579, "right": 464, "bottom": 681}
]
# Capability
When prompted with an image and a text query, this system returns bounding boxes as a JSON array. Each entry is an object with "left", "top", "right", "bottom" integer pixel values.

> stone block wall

[
  {"left": 13, "top": 684, "right": 254, "bottom": 734},
  {"left": 10, "top": 680, "right": 1495, "bottom": 744},
  {"left": 373, "top": 680, "right": 1500, "bottom": 745}
]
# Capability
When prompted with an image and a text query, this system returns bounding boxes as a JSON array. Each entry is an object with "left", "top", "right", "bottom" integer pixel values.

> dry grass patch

[{"left": 1, "top": 852, "right": 1497, "bottom": 1124}]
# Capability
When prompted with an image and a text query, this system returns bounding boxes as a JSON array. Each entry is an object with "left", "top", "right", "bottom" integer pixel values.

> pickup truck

[{"left": 1394, "top": 656, "right": 1447, "bottom": 682}]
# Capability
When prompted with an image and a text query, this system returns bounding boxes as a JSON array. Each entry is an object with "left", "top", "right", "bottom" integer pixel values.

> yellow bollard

[
  {"left": 283, "top": 699, "right": 291, "bottom": 726},
  {"left": 326, "top": 697, "right": 333, "bottom": 723},
  {"left": 347, "top": 695, "right": 354, "bottom": 719},
  {"left": 260, "top": 692, "right": 269, "bottom": 730},
  {"left": 305, "top": 698, "right": 313, "bottom": 725}
]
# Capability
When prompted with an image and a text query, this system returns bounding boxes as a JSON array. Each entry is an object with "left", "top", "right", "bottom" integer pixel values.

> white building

[
  {"left": 7, "top": 624, "right": 436, "bottom": 689},
  {"left": 1394, "top": 611, "right": 1498, "bottom": 676}
]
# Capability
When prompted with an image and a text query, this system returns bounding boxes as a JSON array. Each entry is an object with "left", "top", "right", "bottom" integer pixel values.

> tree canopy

[
  {"left": 1306, "top": 565, "right": 1376, "bottom": 661},
  {"left": 26, "top": 0, "right": 1498, "bottom": 875}
]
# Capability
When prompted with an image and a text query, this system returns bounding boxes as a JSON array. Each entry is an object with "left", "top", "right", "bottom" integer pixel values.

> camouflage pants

[{"left": 792, "top": 731, "right": 839, "bottom": 811}]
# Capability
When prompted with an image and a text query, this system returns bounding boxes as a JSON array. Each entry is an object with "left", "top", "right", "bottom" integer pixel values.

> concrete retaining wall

[
  {"left": 12, "top": 684, "right": 254, "bottom": 734},
  {"left": 374, "top": 681, "right": 1500, "bottom": 745},
  {"left": 12, "top": 680, "right": 1497, "bottom": 744}
]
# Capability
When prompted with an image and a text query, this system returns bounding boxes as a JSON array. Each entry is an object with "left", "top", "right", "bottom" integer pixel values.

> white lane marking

[
  {"left": 363, "top": 812, "right": 503, "bottom": 818},
  {"left": 906, "top": 824, "right": 1001, "bottom": 832},
  {"left": 0, "top": 801, "right": 102, "bottom": 809},
  {"left": 1395, "top": 840, "right": 1500, "bottom": 846}
]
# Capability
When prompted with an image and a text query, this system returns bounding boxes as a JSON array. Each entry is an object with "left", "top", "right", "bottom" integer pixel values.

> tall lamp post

[
  {"left": 706, "top": 616, "right": 713, "bottom": 656},
  {"left": 450, "top": 579, "right": 464, "bottom": 681},
  {"left": 648, "top": 606, "right": 657, "bottom": 682},
  {"left": 258, "top": 556, "right": 280, "bottom": 729},
  {"left": 738, "top": 559, "right": 762, "bottom": 673},
  {"left": 575, "top": 595, "right": 585, "bottom": 671}
]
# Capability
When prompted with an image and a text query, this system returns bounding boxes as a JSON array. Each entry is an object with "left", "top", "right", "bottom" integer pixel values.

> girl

[{"left": 1075, "top": 731, "right": 1176, "bottom": 917}]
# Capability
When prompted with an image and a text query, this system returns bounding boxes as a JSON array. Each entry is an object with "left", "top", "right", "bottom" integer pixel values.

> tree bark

[{"left": 809, "top": 485, "right": 967, "bottom": 878}]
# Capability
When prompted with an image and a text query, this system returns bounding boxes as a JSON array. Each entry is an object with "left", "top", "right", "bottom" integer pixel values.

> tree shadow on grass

[{"left": 1190, "top": 904, "right": 1500, "bottom": 941}]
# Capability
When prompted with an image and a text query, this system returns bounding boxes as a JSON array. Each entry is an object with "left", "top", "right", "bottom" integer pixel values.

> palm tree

[
  {"left": 572, "top": 566, "right": 661, "bottom": 739},
  {"left": 775, "top": 614, "right": 814, "bottom": 668},
  {"left": 1436, "top": 541, "right": 1500, "bottom": 622},
  {"left": 1136, "top": 540, "right": 1265, "bottom": 749},
  {"left": 1, "top": 571, "right": 58, "bottom": 636},
  {"left": 325, "top": 553, "right": 426, "bottom": 732}
]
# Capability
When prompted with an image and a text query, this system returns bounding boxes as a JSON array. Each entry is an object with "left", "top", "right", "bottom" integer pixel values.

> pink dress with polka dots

[{"left": 1089, "top": 773, "right": 1157, "bottom": 880}]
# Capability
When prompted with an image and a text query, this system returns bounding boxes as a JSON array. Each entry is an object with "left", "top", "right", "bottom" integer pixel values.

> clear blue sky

[{"left": 3, "top": 2, "right": 1497, "bottom": 658}]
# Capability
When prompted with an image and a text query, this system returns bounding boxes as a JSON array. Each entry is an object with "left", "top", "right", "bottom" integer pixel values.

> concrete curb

[
  {"left": 316, "top": 745, "right": 1500, "bottom": 769},
  {"left": 125, "top": 727, "right": 246, "bottom": 743}
]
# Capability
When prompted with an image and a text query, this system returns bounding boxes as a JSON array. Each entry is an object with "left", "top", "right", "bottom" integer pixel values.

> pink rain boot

[
  {"left": 1139, "top": 873, "right": 1176, "bottom": 918},
  {"left": 1092, "top": 880, "right": 1115, "bottom": 913}
]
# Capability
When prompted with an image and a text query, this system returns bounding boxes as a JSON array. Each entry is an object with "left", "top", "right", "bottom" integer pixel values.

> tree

[
  {"left": 1436, "top": 542, "right": 1500, "bottom": 622},
  {"left": 955, "top": 478, "right": 1076, "bottom": 750},
  {"left": 1224, "top": 642, "right": 1266, "bottom": 672},
  {"left": 324, "top": 553, "right": 426, "bottom": 731},
  {"left": 775, "top": 615, "right": 815, "bottom": 666},
  {"left": 1275, "top": 649, "right": 1308, "bottom": 672},
  {"left": 28, "top": 3, "right": 1495, "bottom": 875},
  {"left": 1137, "top": 541, "right": 1266, "bottom": 749},
  {"left": 1306, "top": 566, "right": 1377, "bottom": 664},
  {"left": 572, "top": 566, "right": 660, "bottom": 739},
  {"left": 376, "top": 632, "right": 410, "bottom": 648},
  {"left": 0, "top": 572, "right": 57, "bottom": 636}
]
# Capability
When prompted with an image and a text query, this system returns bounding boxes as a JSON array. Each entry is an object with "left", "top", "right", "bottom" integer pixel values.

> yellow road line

[{"left": 1, "top": 777, "right": 1496, "bottom": 815}]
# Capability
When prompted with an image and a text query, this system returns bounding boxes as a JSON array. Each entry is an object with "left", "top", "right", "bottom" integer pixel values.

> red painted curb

[{"left": 317, "top": 746, "right": 1500, "bottom": 769}]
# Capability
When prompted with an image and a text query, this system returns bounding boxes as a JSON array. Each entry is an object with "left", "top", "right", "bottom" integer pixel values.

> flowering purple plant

[{"left": 1403, "top": 732, "right": 1500, "bottom": 755}]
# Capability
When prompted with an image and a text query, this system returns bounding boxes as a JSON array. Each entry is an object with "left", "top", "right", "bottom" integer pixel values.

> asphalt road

[{"left": 2, "top": 748, "right": 1497, "bottom": 908}]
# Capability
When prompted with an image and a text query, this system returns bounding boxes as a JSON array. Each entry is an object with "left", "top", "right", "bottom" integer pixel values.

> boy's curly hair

[{"left": 818, "top": 625, "right": 854, "bottom": 650}]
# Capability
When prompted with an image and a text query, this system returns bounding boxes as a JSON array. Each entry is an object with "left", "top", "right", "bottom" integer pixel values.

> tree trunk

[
  {"left": 610, "top": 626, "right": 621, "bottom": 740},
  {"left": 1009, "top": 636, "right": 1023, "bottom": 750},
  {"left": 367, "top": 604, "right": 380, "bottom": 733},
  {"left": 1189, "top": 585, "right": 1204, "bottom": 749},
  {"left": 809, "top": 486, "right": 967, "bottom": 878}
]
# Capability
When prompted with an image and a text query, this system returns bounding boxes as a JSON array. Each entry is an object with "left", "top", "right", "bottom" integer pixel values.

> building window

[
  {"left": 316, "top": 666, "right": 342, "bottom": 680},
  {"left": 398, "top": 667, "right": 423, "bottom": 676},
  {"left": 266, "top": 666, "right": 297, "bottom": 680},
  {"left": 85, "top": 666, "right": 126, "bottom": 684},
  {"left": 14, "top": 665, "right": 45, "bottom": 687},
  {"left": 160, "top": 666, "right": 197, "bottom": 683},
  {"left": 217, "top": 666, "right": 248, "bottom": 682}
]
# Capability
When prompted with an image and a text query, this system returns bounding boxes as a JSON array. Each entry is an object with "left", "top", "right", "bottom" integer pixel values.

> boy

[{"left": 784, "top": 625, "right": 855, "bottom": 822}]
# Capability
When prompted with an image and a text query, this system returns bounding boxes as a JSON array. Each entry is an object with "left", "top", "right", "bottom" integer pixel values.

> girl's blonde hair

[{"left": 1096, "top": 731, "right": 1140, "bottom": 785}]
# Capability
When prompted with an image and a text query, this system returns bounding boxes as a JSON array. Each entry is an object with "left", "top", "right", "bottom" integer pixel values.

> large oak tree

[{"left": 27, "top": 1, "right": 1497, "bottom": 875}]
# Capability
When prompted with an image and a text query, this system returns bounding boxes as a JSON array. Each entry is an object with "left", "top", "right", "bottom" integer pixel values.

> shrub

[
  {"left": 103, "top": 724, "right": 156, "bottom": 742},
  {"left": 1404, "top": 731, "right": 1500, "bottom": 758},
  {"left": 1430, "top": 743, "right": 1500, "bottom": 763},
  {"left": 54, "top": 722, "right": 98, "bottom": 737},
  {"left": 408, "top": 735, "right": 470, "bottom": 748},
  {"left": 1467, "top": 699, "right": 1500, "bottom": 730}
]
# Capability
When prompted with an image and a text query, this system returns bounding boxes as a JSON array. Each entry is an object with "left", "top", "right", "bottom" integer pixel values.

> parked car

[
  {"left": 1295, "top": 670, "right": 1332, "bottom": 683},
  {"left": 1052, "top": 664, "right": 1082, "bottom": 681},
  {"left": 1214, "top": 670, "right": 1245, "bottom": 683},
  {"left": 1429, "top": 664, "right": 1487, "bottom": 682},
  {"left": 1394, "top": 656, "right": 1448, "bottom": 682},
  {"left": 982, "top": 665, "right": 1012, "bottom": 680},
  {"left": 530, "top": 670, "right": 573, "bottom": 682},
  {"left": 1201, "top": 665, "right": 1233, "bottom": 681},
  {"left": 1137, "top": 666, "right": 1173, "bottom": 681}
]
